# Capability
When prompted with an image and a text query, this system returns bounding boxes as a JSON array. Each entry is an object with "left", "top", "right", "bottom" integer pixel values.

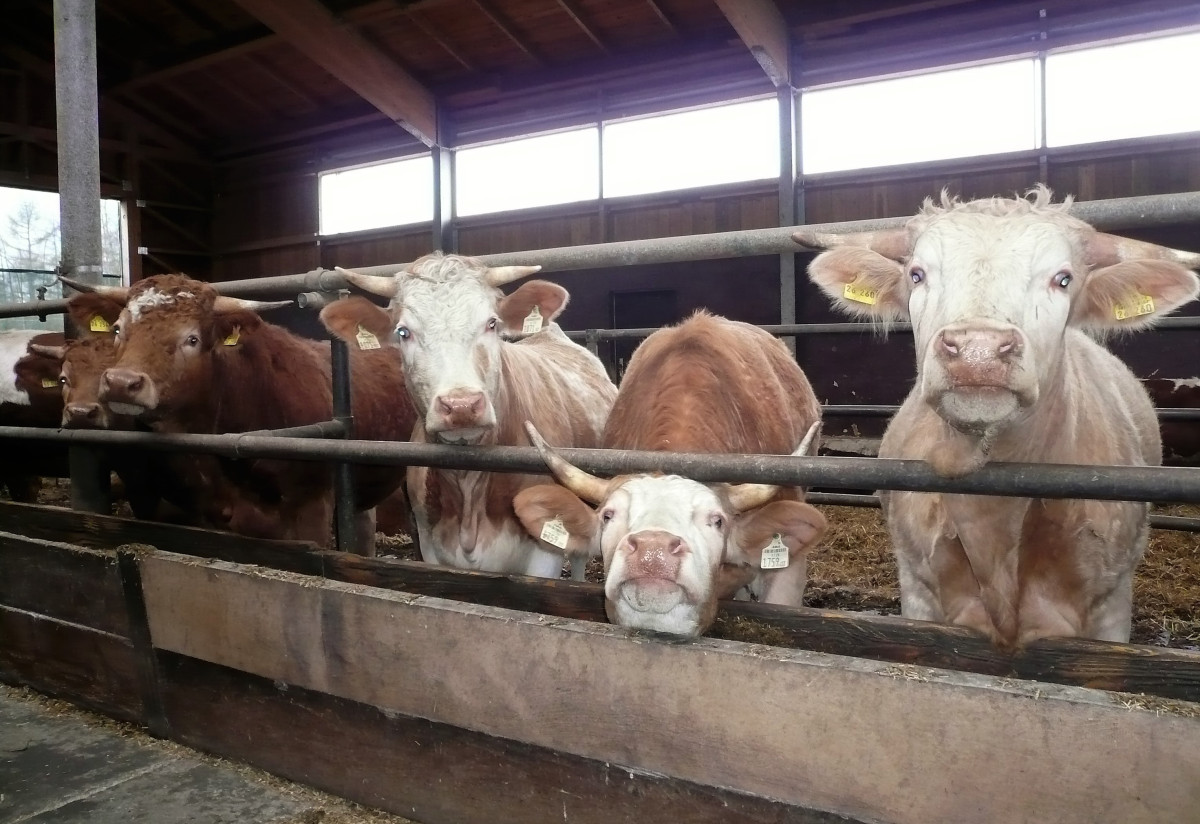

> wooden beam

[
  {"left": 643, "top": 0, "right": 679, "bottom": 35},
  {"left": 404, "top": 7, "right": 477, "bottom": 73},
  {"left": 554, "top": 0, "right": 608, "bottom": 54},
  {"left": 472, "top": 0, "right": 543, "bottom": 66},
  {"left": 714, "top": 0, "right": 791, "bottom": 86},
  {"left": 229, "top": 0, "right": 438, "bottom": 146}
]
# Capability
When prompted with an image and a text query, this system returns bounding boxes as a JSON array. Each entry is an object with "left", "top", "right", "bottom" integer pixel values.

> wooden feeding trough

[{"left": 2, "top": 499, "right": 1199, "bottom": 824}]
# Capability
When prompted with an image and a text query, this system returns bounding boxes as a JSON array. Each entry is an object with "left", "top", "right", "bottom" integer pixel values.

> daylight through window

[
  {"left": 455, "top": 128, "right": 599, "bottom": 217},
  {"left": 319, "top": 155, "right": 434, "bottom": 235}
]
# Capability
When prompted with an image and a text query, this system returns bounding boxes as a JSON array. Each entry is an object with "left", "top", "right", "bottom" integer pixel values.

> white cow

[{"left": 800, "top": 186, "right": 1200, "bottom": 645}]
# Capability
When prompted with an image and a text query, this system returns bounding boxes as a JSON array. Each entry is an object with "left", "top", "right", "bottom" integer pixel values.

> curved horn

[
  {"left": 27, "top": 343, "right": 67, "bottom": 361},
  {"left": 1085, "top": 233, "right": 1200, "bottom": 270},
  {"left": 212, "top": 296, "right": 293, "bottom": 313},
  {"left": 726, "top": 421, "right": 822, "bottom": 513},
  {"left": 58, "top": 276, "right": 128, "bottom": 298},
  {"left": 792, "top": 229, "right": 911, "bottom": 261},
  {"left": 524, "top": 420, "right": 608, "bottom": 505},
  {"left": 335, "top": 266, "right": 399, "bottom": 298},
  {"left": 485, "top": 265, "right": 542, "bottom": 287}
]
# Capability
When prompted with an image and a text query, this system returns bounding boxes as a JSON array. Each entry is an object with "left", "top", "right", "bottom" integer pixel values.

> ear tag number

[
  {"left": 222, "top": 327, "right": 241, "bottom": 346},
  {"left": 41, "top": 378, "right": 59, "bottom": 389},
  {"left": 760, "top": 533, "right": 789, "bottom": 570},
  {"left": 89, "top": 315, "right": 111, "bottom": 332},
  {"left": 522, "top": 305, "right": 543, "bottom": 334},
  {"left": 843, "top": 282, "right": 878, "bottom": 305},
  {"left": 1113, "top": 294, "right": 1155, "bottom": 321},
  {"left": 355, "top": 325, "right": 381, "bottom": 350},
  {"left": 540, "top": 516, "right": 570, "bottom": 549}
]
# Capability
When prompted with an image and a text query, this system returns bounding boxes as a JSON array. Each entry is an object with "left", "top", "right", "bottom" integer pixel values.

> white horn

[
  {"left": 336, "top": 266, "right": 399, "bottom": 298},
  {"left": 524, "top": 420, "right": 608, "bottom": 505},
  {"left": 726, "top": 421, "right": 821, "bottom": 513},
  {"left": 485, "top": 265, "right": 542, "bottom": 287},
  {"left": 58, "top": 276, "right": 128, "bottom": 298},
  {"left": 212, "top": 296, "right": 293, "bottom": 313},
  {"left": 792, "top": 229, "right": 911, "bottom": 261}
]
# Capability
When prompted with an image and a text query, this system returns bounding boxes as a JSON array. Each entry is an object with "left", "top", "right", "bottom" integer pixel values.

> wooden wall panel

[
  {"left": 321, "top": 227, "right": 433, "bottom": 269},
  {"left": 458, "top": 209, "right": 602, "bottom": 256},
  {"left": 1049, "top": 147, "right": 1200, "bottom": 201}
]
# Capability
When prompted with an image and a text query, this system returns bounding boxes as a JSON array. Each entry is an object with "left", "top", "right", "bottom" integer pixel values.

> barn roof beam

[
  {"left": 402, "top": 8, "right": 478, "bottom": 73},
  {"left": 643, "top": 0, "right": 679, "bottom": 35},
  {"left": 554, "top": 0, "right": 609, "bottom": 54},
  {"left": 714, "top": 0, "right": 791, "bottom": 86},
  {"left": 472, "top": 0, "right": 544, "bottom": 66},
  {"left": 229, "top": 0, "right": 438, "bottom": 146}
]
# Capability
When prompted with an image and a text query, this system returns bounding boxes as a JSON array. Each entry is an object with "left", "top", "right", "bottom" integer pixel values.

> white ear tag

[
  {"left": 522, "top": 305, "right": 543, "bottom": 334},
  {"left": 760, "top": 533, "right": 789, "bottom": 569},
  {"left": 355, "top": 325, "right": 381, "bottom": 350},
  {"left": 540, "top": 516, "right": 570, "bottom": 549}
]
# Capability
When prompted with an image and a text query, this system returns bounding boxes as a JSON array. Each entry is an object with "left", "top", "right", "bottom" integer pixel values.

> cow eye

[
  {"left": 486, "top": 317, "right": 498, "bottom": 332},
  {"left": 710, "top": 514, "right": 725, "bottom": 530},
  {"left": 1053, "top": 271, "right": 1073, "bottom": 289},
  {"left": 59, "top": 376, "right": 68, "bottom": 386},
  {"left": 395, "top": 325, "right": 411, "bottom": 341},
  {"left": 600, "top": 508, "right": 614, "bottom": 525},
  {"left": 910, "top": 267, "right": 925, "bottom": 284},
  {"left": 111, "top": 324, "right": 120, "bottom": 336},
  {"left": 185, "top": 335, "right": 200, "bottom": 347}
]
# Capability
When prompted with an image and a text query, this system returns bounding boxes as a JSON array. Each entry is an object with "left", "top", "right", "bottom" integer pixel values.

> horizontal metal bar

[
  {"left": 242, "top": 420, "right": 346, "bottom": 438},
  {"left": 0, "top": 425, "right": 1197, "bottom": 503},
  {"left": 819, "top": 404, "right": 1200, "bottom": 421}
]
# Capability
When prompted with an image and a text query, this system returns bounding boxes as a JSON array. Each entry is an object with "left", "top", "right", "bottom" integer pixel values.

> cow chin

[
  {"left": 432, "top": 426, "right": 489, "bottom": 445},
  {"left": 933, "top": 386, "right": 1027, "bottom": 435},
  {"left": 606, "top": 581, "right": 708, "bottom": 637},
  {"left": 107, "top": 401, "right": 150, "bottom": 418}
]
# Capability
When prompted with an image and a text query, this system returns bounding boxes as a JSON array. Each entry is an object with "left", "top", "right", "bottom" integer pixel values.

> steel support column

[
  {"left": 777, "top": 84, "right": 798, "bottom": 356},
  {"left": 432, "top": 108, "right": 456, "bottom": 253},
  {"left": 331, "top": 337, "right": 360, "bottom": 554}
]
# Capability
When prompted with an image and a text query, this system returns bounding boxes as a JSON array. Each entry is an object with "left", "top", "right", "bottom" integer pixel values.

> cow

[
  {"left": 3, "top": 330, "right": 68, "bottom": 502},
  {"left": 59, "top": 274, "right": 418, "bottom": 550},
  {"left": 1142, "top": 377, "right": 1200, "bottom": 466},
  {"left": 799, "top": 185, "right": 1200, "bottom": 645},
  {"left": 510, "top": 312, "right": 828, "bottom": 637},
  {"left": 325, "top": 253, "right": 617, "bottom": 580}
]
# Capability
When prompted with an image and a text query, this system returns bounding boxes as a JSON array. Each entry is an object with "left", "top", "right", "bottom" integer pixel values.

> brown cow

[
  {"left": 511, "top": 312, "right": 827, "bottom": 636},
  {"left": 801, "top": 186, "right": 1200, "bottom": 645},
  {"left": 1142, "top": 377, "right": 1200, "bottom": 466},
  {"left": 61, "top": 274, "right": 417, "bottom": 549},
  {"left": 325, "top": 253, "right": 617, "bottom": 579},
  {"left": 4, "top": 330, "right": 68, "bottom": 501}
]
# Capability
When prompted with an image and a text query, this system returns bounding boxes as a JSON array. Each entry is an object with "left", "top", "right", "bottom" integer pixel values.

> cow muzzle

[
  {"left": 62, "top": 402, "right": 106, "bottom": 429},
  {"left": 429, "top": 389, "right": 493, "bottom": 443},
  {"left": 612, "top": 529, "right": 690, "bottom": 612},
  {"left": 926, "top": 322, "right": 1035, "bottom": 433},
  {"left": 100, "top": 368, "right": 158, "bottom": 416}
]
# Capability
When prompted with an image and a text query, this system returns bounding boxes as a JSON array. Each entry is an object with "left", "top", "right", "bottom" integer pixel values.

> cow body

[
  {"left": 70, "top": 275, "right": 416, "bottom": 548},
  {"left": 1143, "top": 377, "right": 1200, "bottom": 465},
  {"left": 329, "top": 253, "right": 617, "bottom": 579},
  {"left": 803, "top": 186, "right": 1200, "bottom": 645},
  {"left": 3, "top": 331, "right": 67, "bottom": 501},
  {"left": 513, "top": 312, "right": 827, "bottom": 636}
]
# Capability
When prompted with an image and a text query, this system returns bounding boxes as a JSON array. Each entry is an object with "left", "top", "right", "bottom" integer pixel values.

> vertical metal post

[
  {"left": 331, "top": 335, "right": 358, "bottom": 553},
  {"left": 432, "top": 109, "right": 457, "bottom": 253},
  {"left": 777, "top": 83, "right": 798, "bottom": 357},
  {"left": 55, "top": 0, "right": 109, "bottom": 513}
]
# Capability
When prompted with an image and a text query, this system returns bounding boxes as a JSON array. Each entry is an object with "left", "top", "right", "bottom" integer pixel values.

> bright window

[
  {"left": 455, "top": 128, "right": 599, "bottom": 217},
  {"left": 801, "top": 60, "right": 1040, "bottom": 174},
  {"left": 0, "top": 187, "right": 125, "bottom": 331},
  {"left": 319, "top": 155, "right": 433, "bottom": 235},
  {"left": 1046, "top": 31, "right": 1200, "bottom": 147},
  {"left": 603, "top": 99, "right": 779, "bottom": 197}
]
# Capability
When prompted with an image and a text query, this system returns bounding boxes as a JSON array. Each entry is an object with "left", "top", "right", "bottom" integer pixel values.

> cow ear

[
  {"left": 730, "top": 500, "right": 827, "bottom": 568},
  {"left": 211, "top": 310, "right": 263, "bottom": 345},
  {"left": 497, "top": 280, "right": 569, "bottom": 332},
  {"left": 66, "top": 293, "right": 124, "bottom": 334},
  {"left": 512, "top": 483, "right": 597, "bottom": 558},
  {"left": 1072, "top": 260, "right": 1200, "bottom": 332},
  {"left": 807, "top": 248, "right": 910, "bottom": 323},
  {"left": 320, "top": 296, "right": 394, "bottom": 347}
]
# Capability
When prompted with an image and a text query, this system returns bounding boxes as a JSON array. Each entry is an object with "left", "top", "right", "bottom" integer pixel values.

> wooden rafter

[
  {"left": 554, "top": 0, "right": 608, "bottom": 54},
  {"left": 229, "top": 0, "right": 438, "bottom": 146},
  {"left": 642, "top": 0, "right": 679, "bottom": 35},
  {"left": 404, "top": 8, "right": 477, "bottom": 73},
  {"left": 248, "top": 53, "right": 323, "bottom": 111},
  {"left": 472, "top": 0, "right": 543, "bottom": 66},
  {"left": 713, "top": 0, "right": 791, "bottom": 86}
]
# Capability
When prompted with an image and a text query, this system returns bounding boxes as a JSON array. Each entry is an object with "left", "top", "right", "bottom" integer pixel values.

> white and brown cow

[
  {"left": 513, "top": 312, "right": 827, "bottom": 637},
  {"left": 327, "top": 253, "right": 617, "bottom": 579},
  {"left": 800, "top": 186, "right": 1200, "bottom": 645}
]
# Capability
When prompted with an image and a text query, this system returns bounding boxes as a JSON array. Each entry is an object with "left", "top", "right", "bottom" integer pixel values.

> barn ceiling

[{"left": 3, "top": 0, "right": 1198, "bottom": 164}]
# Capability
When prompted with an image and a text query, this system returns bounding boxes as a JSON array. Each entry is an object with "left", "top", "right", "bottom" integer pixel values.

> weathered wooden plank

[
  {"left": 140, "top": 553, "right": 1200, "bottom": 824},
  {"left": 0, "top": 531, "right": 130, "bottom": 635},
  {"left": 0, "top": 605, "right": 142, "bottom": 723},
  {"left": 158, "top": 650, "right": 859, "bottom": 824}
]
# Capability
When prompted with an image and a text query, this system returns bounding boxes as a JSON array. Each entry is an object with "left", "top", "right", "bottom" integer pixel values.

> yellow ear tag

[
  {"left": 222, "top": 327, "right": 241, "bottom": 346},
  {"left": 522, "top": 305, "right": 543, "bottom": 334},
  {"left": 760, "top": 533, "right": 789, "bottom": 570},
  {"left": 843, "top": 282, "right": 879, "bottom": 305},
  {"left": 89, "top": 315, "right": 111, "bottom": 332},
  {"left": 355, "top": 325, "right": 381, "bottom": 350},
  {"left": 1113, "top": 294, "right": 1155, "bottom": 321},
  {"left": 539, "top": 515, "right": 570, "bottom": 549},
  {"left": 41, "top": 378, "right": 59, "bottom": 389}
]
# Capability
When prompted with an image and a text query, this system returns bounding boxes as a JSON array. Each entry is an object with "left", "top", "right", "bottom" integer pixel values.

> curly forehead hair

[
  {"left": 909, "top": 183, "right": 1092, "bottom": 239},
  {"left": 406, "top": 252, "right": 493, "bottom": 284}
]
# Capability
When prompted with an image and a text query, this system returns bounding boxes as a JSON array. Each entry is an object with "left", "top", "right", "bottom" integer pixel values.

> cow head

[
  {"left": 10, "top": 335, "right": 66, "bottom": 413},
  {"left": 28, "top": 336, "right": 123, "bottom": 429},
  {"left": 327, "top": 253, "right": 563, "bottom": 444},
  {"left": 59, "top": 275, "right": 290, "bottom": 426},
  {"left": 801, "top": 186, "right": 1200, "bottom": 453},
  {"left": 512, "top": 422, "right": 826, "bottom": 637}
]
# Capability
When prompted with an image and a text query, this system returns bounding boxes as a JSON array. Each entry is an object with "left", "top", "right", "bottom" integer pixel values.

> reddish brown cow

[
  {"left": 513, "top": 312, "right": 827, "bottom": 636},
  {"left": 62, "top": 274, "right": 417, "bottom": 549},
  {"left": 1143, "top": 377, "right": 1200, "bottom": 466},
  {"left": 4, "top": 330, "right": 68, "bottom": 501}
]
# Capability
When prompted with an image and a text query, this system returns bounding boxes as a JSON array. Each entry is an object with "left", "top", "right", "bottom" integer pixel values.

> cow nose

[
  {"left": 623, "top": 530, "right": 687, "bottom": 579},
  {"left": 101, "top": 368, "right": 146, "bottom": 401},
  {"left": 938, "top": 327, "right": 1020, "bottom": 362},
  {"left": 625, "top": 531, "right": 684, "bottom": 556},
  {"left": 436, "top": 391, "right": 486, "bottom": 426},
  {"left": 64, "top": 403, "right": 102, "bottom": 427}
]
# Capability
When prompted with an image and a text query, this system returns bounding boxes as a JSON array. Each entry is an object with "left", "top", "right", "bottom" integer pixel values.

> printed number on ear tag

[
  {"left": 843, "top": 282, "right": 878, "bottom": 305},
  {"left": 222, "top": 327, "right": 241, "bottom": 346},
  {"left": 89, "top": 315, "right": 111, "bottom": 332},
  {"left": 41, "top": 378, "right": 59, "bottom": 389},
  {"left": 522, "top": 305, "right": 543, "bottom": 334},
  {"left": 760, "top": 534, "right": 789, "bottom": 570},
  {"left": 1113, "top": 294, "right": 1155, "bottom": 320},
  {"left": 540, "top": 516, "right": 570, "bottom": 549},
  {"left": 355, "top": 325, "right": 381, "bottom": 350}
]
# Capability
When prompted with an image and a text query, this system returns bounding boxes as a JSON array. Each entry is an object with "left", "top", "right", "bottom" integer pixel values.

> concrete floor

[{"left": 0, "top": 685, "right": 411, "bottom": 824}]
